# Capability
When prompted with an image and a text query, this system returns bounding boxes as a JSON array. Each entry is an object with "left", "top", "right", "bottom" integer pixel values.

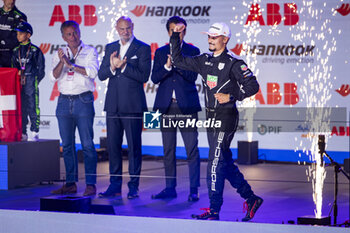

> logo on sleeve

[
  {"left": 240, "top": 64, "right": 248, "bottom": 71},
  {"left": 207, "top": 75, "right": 218, "bottom": 89}
]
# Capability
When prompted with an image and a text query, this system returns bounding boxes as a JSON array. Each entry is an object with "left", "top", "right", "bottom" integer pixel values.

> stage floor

[{"left": 0, "top": 158, "right": 349, "bottom": 226}]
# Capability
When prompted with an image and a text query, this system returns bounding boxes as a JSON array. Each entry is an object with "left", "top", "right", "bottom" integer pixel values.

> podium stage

[{"left": 0, "top": 139, "right": 60, "bottom": 190}]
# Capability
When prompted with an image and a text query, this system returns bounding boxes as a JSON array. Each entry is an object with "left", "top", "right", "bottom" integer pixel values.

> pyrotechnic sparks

[
  {"left": 97, "top": 0, "right": 129, "bottom": 117},
  {"left": 293, "top": 0, "right": 338, "bottom": 218},
  {"left": 233, "top": 1, "right": 261, "bottom": 142}
]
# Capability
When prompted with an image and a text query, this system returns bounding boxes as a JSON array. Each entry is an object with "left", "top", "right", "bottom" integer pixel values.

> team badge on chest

[
  {"left": 218, "top": 62, "right": 225, "bottom": 70},
  {"left": 207, "top": 75, "right": 218, "bottom": 89}
]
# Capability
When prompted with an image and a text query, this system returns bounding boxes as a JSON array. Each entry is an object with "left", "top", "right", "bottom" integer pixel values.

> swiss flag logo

[{"left": 0, "top": 68, "right": 22, "bottom": 142}]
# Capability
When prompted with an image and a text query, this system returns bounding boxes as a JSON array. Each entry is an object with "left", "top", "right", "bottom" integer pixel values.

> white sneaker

[
  {"left": 21, "top": 134, "right": 28, "bottom": 141},
  {"left": 28, "top": 131, "right": 39, "bottom": 141}
]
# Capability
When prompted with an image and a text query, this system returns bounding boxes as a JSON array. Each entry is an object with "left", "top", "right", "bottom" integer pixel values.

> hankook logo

[
  {"left": 336, "top": 84, "right": 350, "bottom": 97},
  {"left": 336, "top": 3, "right": 350, "bottom": 16},
  {"left": 230, "top": 44, "right": 315, "bottom": 56},
  {"left": 39, "top": 43, "right": 106, "bottom": 55},
  {"left": 130, "top": 5, "right": 211, "bottom": 17}
]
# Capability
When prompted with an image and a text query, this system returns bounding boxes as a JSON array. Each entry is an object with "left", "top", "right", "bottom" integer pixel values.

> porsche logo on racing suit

[
  {"left": 207, "top": 75, "right": 218, "bottom": 89},
  {"left": 218, "top": 62, "right": 225, "bottom": 70}
]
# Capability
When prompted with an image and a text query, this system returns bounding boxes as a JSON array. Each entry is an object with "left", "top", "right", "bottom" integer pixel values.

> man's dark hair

[
  {"left": 166, "top": 16, "right": 187, "bottom": 32},
  {"left": 60, "top": 20, "right": 80, "bottom": 34}
]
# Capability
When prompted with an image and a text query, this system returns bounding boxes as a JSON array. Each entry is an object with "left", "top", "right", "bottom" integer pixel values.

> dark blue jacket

[
  {"left": 98, "top": 38, "right": 151, "bottom": 113},
  {"left": 151, "top": 42, "right": 201, "bottom": 114},
  {"left": 0, "top": 6, "right": 27, "bottom": 67}
]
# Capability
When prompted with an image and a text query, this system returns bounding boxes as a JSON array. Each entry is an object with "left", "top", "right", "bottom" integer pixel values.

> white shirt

[
  {"left": 50, "top": 42, "right": 99, "bottom": 95},
  {"left": 110, "top": 36, "right": 135, "bottom": 75},
  {"left": 119, "top": 35, "right": 134, "bottom": 59}
]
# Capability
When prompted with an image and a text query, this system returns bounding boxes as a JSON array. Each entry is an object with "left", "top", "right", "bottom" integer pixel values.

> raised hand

[
  {"left": 58, "top": 48, "right": 73, "bottom": 68},
  {"left": 165, "top": 54, "right": 172, "bottom": 69},
  {"left": 174, "top": 23, "right": 186, "bottom": 33}
]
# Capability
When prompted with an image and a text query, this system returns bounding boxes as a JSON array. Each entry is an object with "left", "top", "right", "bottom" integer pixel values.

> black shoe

[
  {"left": 191, "top": 208, "right": 219, "bottom": 220},
  {"left": 242, "top": 195, "right": 263, "bottom": 222},
  {"left": 188, "top": 193, "right": 199, "bottom": 202},
  {"left": 151, "top": 188, "right": 177, "bottom": 199},
  {"left": 98, "top": 185, "right": 121, "bottom": 198},
  {"left": 127, "top": 190, "right": 139, "bottom": 199}
]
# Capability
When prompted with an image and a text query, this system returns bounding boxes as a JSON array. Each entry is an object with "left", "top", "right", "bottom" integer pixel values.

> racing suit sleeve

[
  {"left": 230, "top": 60, "right": 259, "bottom": 101},
  {"left": 11, "top": 49, "right": 20, "bottom": 70},
  {"left": 170, "top": 32, "right": 202, "bottom": 74},
  {"left": 174, "top": 46, "right": 200, "bottom": 83},
  {"left": 35, "top": 48, "right": 45, "bottom": 83}
]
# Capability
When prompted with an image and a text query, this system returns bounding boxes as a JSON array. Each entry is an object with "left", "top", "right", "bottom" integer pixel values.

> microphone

[{"left": 318, "top": 135, "right": 325, "bottom": 165}]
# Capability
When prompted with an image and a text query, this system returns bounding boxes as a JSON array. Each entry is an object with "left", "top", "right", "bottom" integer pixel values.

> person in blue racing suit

[{"left": 12, "top": 21, "right": 45, "bottom": 141}]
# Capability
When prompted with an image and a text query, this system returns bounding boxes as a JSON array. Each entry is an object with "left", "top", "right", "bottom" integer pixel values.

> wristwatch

[
  {"left": 229, "top": 94, "right": 235, "bottom": 102},
  {"left": 69, "top": 64, "right": 76, "bottom": 72}
]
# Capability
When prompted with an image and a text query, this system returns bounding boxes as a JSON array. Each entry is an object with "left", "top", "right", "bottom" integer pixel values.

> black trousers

[
  {"left": 206, "top": 108, "right": 254, "bottom": 212},
  {"left": 161, "top": 102, "right": 200, "bottom": 190},
  {"left": 106, "top": 112, "right": 142, "bottom": 192},
  {"left": 21, "top": 78, "right": 40, "bottom": 134}
]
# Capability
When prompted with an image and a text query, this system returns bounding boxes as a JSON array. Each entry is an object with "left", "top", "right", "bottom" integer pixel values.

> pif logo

[
  {"left": 258, "top": 124, "right": 282, "bottom": 135},
  {"left": 143, "top": 110, "right": 161, "bottom": 129}
]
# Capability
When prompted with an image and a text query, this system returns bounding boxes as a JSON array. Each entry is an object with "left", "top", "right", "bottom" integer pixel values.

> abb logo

[
  {"left": 336, "top": 84, "right": 350, "bottom": 97},
  {"left": 336, "top": 3, "right": 350, "bottom": 16},
  {"left": 49, "top": 5, "right": 97, "bottom": 26},
  {"left": 245, "top": 3, "right": 299, "bottom": 26},
  {"left": 255, "top": 83, "right": 299, "bottom": 105},
  {"left": 331, "top": 126, "right": 349, "bottom": 136}
]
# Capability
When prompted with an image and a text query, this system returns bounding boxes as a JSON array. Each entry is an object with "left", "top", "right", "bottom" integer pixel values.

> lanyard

[
  {"left": 67, "top": 46, "right": 83, "bottom": 64},
  {"left": 18, "top": 43, "right": 31, "bottom": 71}
]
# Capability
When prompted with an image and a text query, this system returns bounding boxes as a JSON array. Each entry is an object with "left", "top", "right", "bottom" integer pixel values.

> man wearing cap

[
  {"left": 11, "top": 21, "right": 45, "bottom": 141},
  {"left": 1, "top": 0, "right": 27, "bottom": 67},
  {"left": 170, "top": 22, "right": 263, "bottom": 221}
]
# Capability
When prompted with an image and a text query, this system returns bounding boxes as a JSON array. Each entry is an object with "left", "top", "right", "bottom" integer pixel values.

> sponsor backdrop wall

[{"left": 15, "top": 0, "right": 349, "bottom": 163}]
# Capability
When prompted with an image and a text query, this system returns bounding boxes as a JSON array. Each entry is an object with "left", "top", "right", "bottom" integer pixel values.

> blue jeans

[{"left": 56, "top": 91, "right": 97, "bottom": 185}]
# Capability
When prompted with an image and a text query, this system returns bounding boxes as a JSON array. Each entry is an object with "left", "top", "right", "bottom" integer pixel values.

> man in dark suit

[
  {"left": 151, "top": 16, "right": 201, "bottom": 202},
  {"left": 98, "top": 16, "right": 151, "bottom": 199}
]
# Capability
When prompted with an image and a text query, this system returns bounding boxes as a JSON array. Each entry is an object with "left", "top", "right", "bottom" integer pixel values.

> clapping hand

[
  {"left": 110, "top": 51, "right": 127, "bottom": 71},
  {"left": 58, "top": 48, "right": 73, "bottom": 68}
]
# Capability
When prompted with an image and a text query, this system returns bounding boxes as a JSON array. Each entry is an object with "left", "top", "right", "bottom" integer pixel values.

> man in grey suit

[{"left": 98, "top": 16, "right": 151, "bottom": 199}]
